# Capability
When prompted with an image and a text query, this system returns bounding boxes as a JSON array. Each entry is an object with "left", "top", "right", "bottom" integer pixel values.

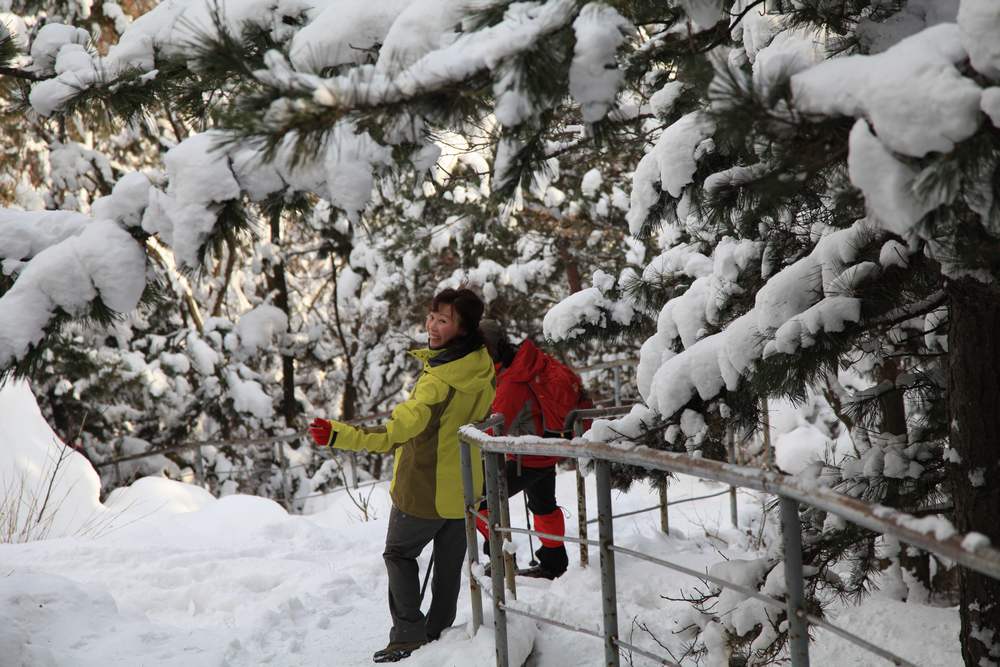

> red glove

[{"left": 309, "top": 418, "right": 335, "bottom": 446}]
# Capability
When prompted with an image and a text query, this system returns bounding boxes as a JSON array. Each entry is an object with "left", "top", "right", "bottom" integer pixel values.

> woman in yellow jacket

[{"left": 309, "top": 288, "right": 495, "bottom": 663}]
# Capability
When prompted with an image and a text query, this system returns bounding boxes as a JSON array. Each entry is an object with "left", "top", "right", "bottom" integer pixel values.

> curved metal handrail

[
  {"left": 461, "top": 425, "right": 978, "bottom": 667},
  {"left": 460, "top": 427, "right": 1000, "bottom": 580}
]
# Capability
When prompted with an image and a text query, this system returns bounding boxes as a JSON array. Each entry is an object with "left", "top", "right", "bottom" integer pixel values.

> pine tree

[
  {"left": 0, "top": 0, "right": 637, "bottom": 503},
  {"left": 4, "top": 0, "right": 1000, "bottom": 662}
]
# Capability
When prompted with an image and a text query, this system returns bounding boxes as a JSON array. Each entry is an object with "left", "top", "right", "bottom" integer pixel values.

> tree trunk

[
  {"left": 330, "top": 256, "right": 358, "bottom": 424},
  {"left": 947, "top": 277, "right": 1000, "bottom": 666},
  {"left": 879, "top": 359, "right": 931, "bottom": 593},
  {"left": 266, "top": 200, "right": 300, "bottom": 427},
  {"left": 557, "top": 239, "right": 582, "bottom": 293},
  {"left": 877, "top": 358, "right": 906, "bottom": 437}
]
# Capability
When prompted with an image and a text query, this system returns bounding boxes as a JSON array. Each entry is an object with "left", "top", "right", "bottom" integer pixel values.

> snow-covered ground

[{"left": 0, "top": 381, "right": 960, "bottom": 666}]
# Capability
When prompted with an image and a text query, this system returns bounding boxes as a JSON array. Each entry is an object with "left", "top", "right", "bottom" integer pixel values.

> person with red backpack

[{"left": 476, "top": 319, "right": 589, "bottom": 579}]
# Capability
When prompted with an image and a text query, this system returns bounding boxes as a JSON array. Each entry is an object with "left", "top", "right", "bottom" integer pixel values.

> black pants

[
  {"left": 383, "top": 506, "right": 467, "bottom": 643},
  {"left": 481, "top": 460, "right": 568, "bottom": 574}
]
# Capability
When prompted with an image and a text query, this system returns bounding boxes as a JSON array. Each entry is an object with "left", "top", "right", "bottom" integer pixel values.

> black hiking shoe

[
  {"left": 372, "top": 640, "right": 426, "bottom": 663},
  {"left": 517, "top": 564, "right": 564, "bottom": 580}
]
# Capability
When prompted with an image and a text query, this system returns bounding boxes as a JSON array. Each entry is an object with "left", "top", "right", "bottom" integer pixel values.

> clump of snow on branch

[
  {"left": 958, "top": 0, "right": 1000, "bottom": 79},
  {"left": 0, "top": 219, "right": 146, "bottom": 368},
  {"left": 790, "top": 23, "right": 982, "bottom": 158},
  {"left": 750, "top": 23, "right": 828, "bottom": 95},
  {"left": 375, "top": 0, "right": 474, "bottom": 74},
  {"left": 226, "top": 371, "right": 274, "bottom": 419},
  {"left": 29, "top": 0, "right": 309, "bottom": 116},
  {"left": 306, "top": 0, "right": 577, "bottom": 114},
  {"left": 235, "top": 305, "right": 288, "bottom": 356},
  {"left": 569, "top": 3, "right": 631, "bottom": 124},
  {"left": 0, "top": 210, "right": 90, "bottom": 265},
  {"left": 289, "top": 0, "right": 410, "bottom": 73},
  {"left": 142, "top": 132, "right": 240, "bottom": 268},
  {"left": 28, "top": 22, "right": 90, "bottom": 75},
  {"left": 641, "top": 222, "right": 875, "bottom": 423},
  {"left": 90, "top": 172, "right": 153, "bottom": 228},
  {"left": 677, "top": 0, "right": 724, "bottom": 30},
  {"left": 847, "top": 120, "right": 939, "bottom": 239},
  {"left": 627, "top": 111, "right": 716, "bottom": 234},
  {"left": 324, "top": 123, "right": 393, "bottom": 222},
  {"left": 542, "top": 269, "right": 634, "bottom": 340},
  {"left": 635, "top": 238, "right": 760, "bottom": 401}
]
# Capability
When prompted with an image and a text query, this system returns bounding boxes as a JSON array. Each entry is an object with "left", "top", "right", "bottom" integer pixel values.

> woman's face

[{"left": 426, "top": 304, "right": 464, "bottom": 349}]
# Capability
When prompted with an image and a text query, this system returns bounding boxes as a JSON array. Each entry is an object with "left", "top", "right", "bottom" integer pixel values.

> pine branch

[
  {"left": 0, "top": 66, "right": 42, "bottom": 81},
  {"left": 869, "top": 290, "right": 946, "bottom": 327},
  {"left": 0, "top": 24, "right": 22, "bottom": 72}
]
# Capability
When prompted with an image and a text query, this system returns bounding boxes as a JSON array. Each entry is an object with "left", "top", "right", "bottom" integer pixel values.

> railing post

[
  {"left": 574, "top": 418, "right": 589, "bottom": 568},
  {"left": 595, "top": 459, "right": 621, "bottom": 667},
  {"left": 484, "top": 451, "right": 510, "bottom": 667},
  {"left": 496, "top": 459, "right": 517, "bottom": 599},
  {"left": 779, "top": 497, "right": 810, "bottom": 667},
  {"left": 657, "top": 480, "right": 669, "bottom": 535},
  {"left": 274, "top": 440, "right": 291, "bottom": 512},
  {"left": 612, "top": 365, "right": 621, "bottom": 407},
  {"left": 460, "top": 439, "right": 483, "bottom": 635},
  {"left": 193, "top": 443, "right": 206, "bottom": 486},
  {"left": 349, "top": 451, "right": 359, "bottom": 489},
  {"left": 111, "top": 437, "right": 123, "bottom": 488}
]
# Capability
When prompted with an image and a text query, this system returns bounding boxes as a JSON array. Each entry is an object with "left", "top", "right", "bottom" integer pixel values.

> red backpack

[{"left": 528, "top": 354, "right": 591, "bottom": 437}]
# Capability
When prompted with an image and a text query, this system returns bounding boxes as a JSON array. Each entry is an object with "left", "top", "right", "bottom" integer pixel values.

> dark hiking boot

[
  {"left": 534, "top": 545, "right": 568, "bottom": 578},
  {"left": 517, "top": 564, "right": 563, "bottom": 580},
  {"left": 372, "top": 640, "right": 426, "bottom": 663}
]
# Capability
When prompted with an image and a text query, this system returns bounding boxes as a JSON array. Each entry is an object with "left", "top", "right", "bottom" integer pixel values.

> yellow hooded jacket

[{"left": 328, "top": 345, "right": 495, "bottom": 519}]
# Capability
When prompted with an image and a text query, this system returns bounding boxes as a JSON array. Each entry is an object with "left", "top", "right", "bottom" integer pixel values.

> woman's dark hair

[{"left": 431, "top": 288, "right": 485, "bottom": 345}]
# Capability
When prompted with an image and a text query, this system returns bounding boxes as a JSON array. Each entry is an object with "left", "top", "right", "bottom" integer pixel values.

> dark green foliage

[
  {"left": 780, "top": 0, "right": 904, "bottom": 40},
  {"left": 913, "top": 127, "right": 1000, "bottom": 274},
  {"left": 193, "top": 198, "right": 256, "bottom": 274},
  {"left": 2, "top": 296, "right": 123, "bottom": 382},
  {"left": 55, "top": 65, "right": 161, "bottom": 128},
  {"left": 0, "top": 23, "right": 19, "bottom": 70}
]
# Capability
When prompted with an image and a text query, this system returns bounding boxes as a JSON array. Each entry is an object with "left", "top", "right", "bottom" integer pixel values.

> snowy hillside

[{"left": 0, "top": 382, "right": 960, "bottom": 666}]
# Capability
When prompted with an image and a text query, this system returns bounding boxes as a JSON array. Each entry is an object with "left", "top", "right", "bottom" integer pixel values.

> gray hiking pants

[{"left": 383, "top": 506, "right": 467, "bottom": 643}]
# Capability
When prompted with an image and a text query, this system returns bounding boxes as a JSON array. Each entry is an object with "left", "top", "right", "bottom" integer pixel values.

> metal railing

[
  {"left": 571, "top": 358, "right": 638, "bottom": 408},
  {"left": 458, "top": 427, "right": 1000, "bottom": 667},
  {"left": 562, "top": 405, "right": 739, "bottom": 568}
]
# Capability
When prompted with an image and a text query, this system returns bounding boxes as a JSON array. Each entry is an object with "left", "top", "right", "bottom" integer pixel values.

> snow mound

[
  {"left": 104, "top": 476, "right": 216, "bottom": 518},
  {"left": 0, "top": 380, "right": 103, "bottom": 541}
]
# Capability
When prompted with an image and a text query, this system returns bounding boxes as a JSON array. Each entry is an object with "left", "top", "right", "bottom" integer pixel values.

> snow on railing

[{"left": 459, "top": 425, "right": 999, "bottom": 667}]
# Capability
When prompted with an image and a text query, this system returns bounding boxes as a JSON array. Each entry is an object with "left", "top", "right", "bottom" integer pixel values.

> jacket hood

[
  {"left": 500, "top": 339, "right": 547, "bottom": 383},
  {"left": 409, "top": 345, "right": 495, "bottom": 394}
]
